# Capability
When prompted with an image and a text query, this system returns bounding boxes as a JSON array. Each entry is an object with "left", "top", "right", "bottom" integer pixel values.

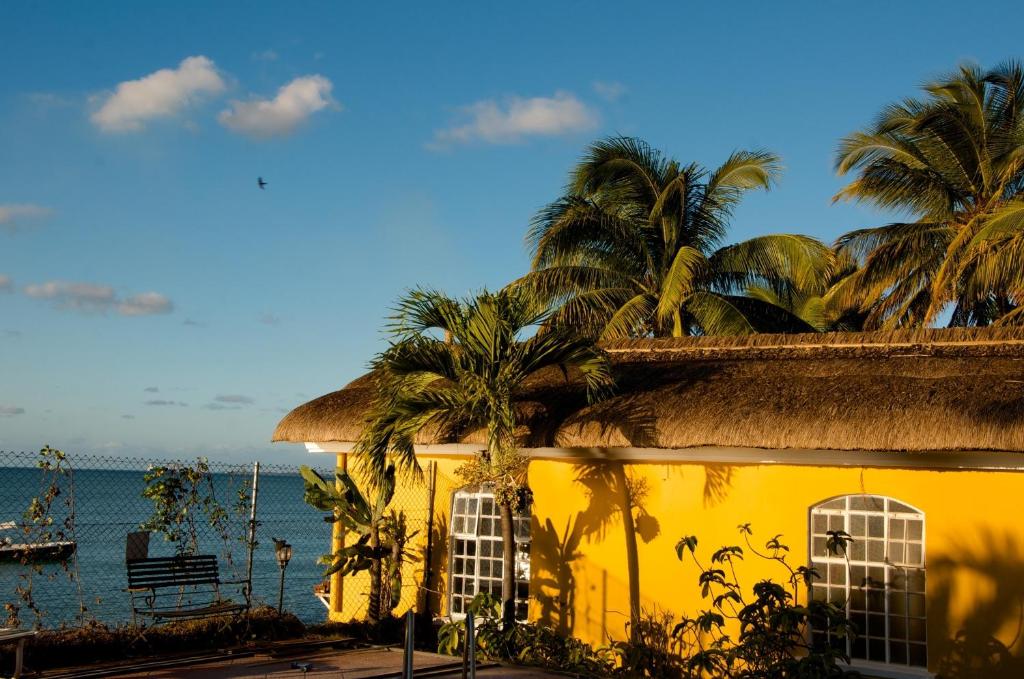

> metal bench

[
  {"left": 126, "top": 554, "right": 247, "bottom": 626},
  {"left": 0, "top": 628, "right": 35, "bottom": 679}
]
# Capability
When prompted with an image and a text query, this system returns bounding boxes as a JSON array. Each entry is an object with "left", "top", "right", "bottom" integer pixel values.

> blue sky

[{"left": 2, "top": 1, "right": 1022, "bottom": 464}]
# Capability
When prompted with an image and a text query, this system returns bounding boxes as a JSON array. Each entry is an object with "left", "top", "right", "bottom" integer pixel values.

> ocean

[{"left": 0, "top": 463, "right": 335, "bottom": 629}]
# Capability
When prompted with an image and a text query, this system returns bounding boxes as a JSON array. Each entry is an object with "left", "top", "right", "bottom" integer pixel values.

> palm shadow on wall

[
  {"left": 532, "top": 514, "right": 585, "bottom": 635},
  {"left": 423, "top": 513, "right": 448, "bottom": 617},
  {"left": 930, "top": 528, "right": 1024, "bottom": 679}
]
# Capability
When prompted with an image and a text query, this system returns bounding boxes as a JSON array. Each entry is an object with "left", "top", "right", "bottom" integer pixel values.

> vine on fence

[
  {"left": 139, "top": 458, "right": 249, "bottom": 572},
  {"left": 3, "top": 446, "right": 86, "bottom": 629}
]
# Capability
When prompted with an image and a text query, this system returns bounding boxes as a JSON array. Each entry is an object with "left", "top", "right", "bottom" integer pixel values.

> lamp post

[{"left": 273, "top": 538, "right": 292, "bottom": 614}]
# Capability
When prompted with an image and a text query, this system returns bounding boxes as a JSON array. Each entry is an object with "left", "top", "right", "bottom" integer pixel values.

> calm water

[{"left": 0, "top": 465, "right": 334, "bottom": 628}]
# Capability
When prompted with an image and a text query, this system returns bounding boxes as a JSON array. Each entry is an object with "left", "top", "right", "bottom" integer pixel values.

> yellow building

[{"left": 274, "top": 327, "right": 1024, "bottom": 679}]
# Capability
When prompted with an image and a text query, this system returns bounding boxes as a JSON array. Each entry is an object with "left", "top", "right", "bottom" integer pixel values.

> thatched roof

[{"left": 273, "top": 327, "right": 1024, "bottom": 453}]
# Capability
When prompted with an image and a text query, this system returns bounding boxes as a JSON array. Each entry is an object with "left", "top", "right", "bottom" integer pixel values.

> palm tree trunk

[
  {"left": 368, "top": 522, "right": 382, "bottom": 624},
  {"left": 498, "top": 501, "right": 517, "bottom": 630}
]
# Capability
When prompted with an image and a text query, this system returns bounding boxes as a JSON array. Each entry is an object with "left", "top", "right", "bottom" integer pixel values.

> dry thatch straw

[{"left": 273, "top": 326, "right": 1024, "bottom": 453}]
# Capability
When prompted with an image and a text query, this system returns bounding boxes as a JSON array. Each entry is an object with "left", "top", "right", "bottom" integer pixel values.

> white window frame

[
  {"left": 809, "top": 494, "right": 929, "bottom": 677},
  {"left": 448, "top": 486, "right": 530, "bottom": 621}
]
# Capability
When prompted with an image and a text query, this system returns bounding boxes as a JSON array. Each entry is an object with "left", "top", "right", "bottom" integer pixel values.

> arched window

[
  {"left": 810, "top": 495, "right": 926, "bottom": 670},
  {"left": 449, "top": 486, "right": 531, "bottom": 621}
]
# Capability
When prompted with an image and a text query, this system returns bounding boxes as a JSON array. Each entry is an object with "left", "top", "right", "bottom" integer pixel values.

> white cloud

[
  {"left": 118, "top": 292, "right": 173, "bottom": 316},
  {"left": 145, "top": 399, "right": 188, "bottom": 407},
  {"left": 24, "top": 281, "right": 115, "bottom": 311},
  {"left": 91, "top": 56, "right": 225, "bottom": 132},
  {"left": 252, "top": 49, "right": 279, "bottom": 62},
  {"left": 430, "top": 91, "right": 598, "bottom": 148},
  {"left": 22, "top": 280, "right": 173, "bottom": 316},
  {"left": 214, "top": 394, "right": 255, "bottom": 405},
  {"left": 0, "top": 204, "right": 53, "bottom": 233},
  {"left": 593, "top": 81, "right": 626, "bottom": 102},
  {"left": 0, "top": 406, "right": 25, "bottom": 417},
  {"left": 0, "top": 274, "right": 11, "bottom": 292},
  {"left": 204, "top": 403, "right": 240, "bottom": 411},
  {"left": 218, "top": 75, "right": 335, "bottom": 139}
]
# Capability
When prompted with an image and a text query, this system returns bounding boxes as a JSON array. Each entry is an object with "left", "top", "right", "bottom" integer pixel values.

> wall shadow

[
  {"left": 422, "top": 513, "right": 448, "bottom": 617},
  {"left": 930, "top": 528, "right": 1024, "bottom": 678},
  {"left": 573, "top": 462, "right": 659, "bottom": 639},
  {"left": 532, "top": 514, "right": 585, "bottom": 635}
]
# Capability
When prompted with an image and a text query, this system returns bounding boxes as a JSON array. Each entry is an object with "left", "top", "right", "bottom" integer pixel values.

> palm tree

[
  {"left": 356, "top": 285, "right": 613, "bottom": 628},
  {"left": 747, "top": 249, "right": 870, "bottom": 332},
  {"left": 834, "top": 61, "right": 1024, "bottom": 327},
  {"left": 521, "top": 136, "right": 832, "bottom": 339}
]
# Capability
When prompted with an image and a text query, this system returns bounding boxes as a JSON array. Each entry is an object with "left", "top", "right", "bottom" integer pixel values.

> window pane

[
  {"left": 889, "top": 518, "right": 905, "bottom": 539},
  {"left": 907, "top": 569, "right": 926, "bottom": 593},
  {"left": 889, "top": 641, "right": 908, "bottom": 665},
  {"left": 869, "top": 638, "right": 887, "bottom": 662},
  {"left": 850, "top": 514, "right": 866, "bottom": 536},
  {"left": 888, "top": 542, "right": 905, "bottom": 565},
  {"left": 907, "top": 520, "right": 923, "bottom": 540},
  {"left": 829, "top": 563, "right": 847, "bottom": 584},
  {"left": 908, "top": 593, "right": 926, "bottom": 618},
  {"left": 813, "top": 514, "right": 828, "bottom": 533},
  {"left": 868, "top": 514, "right": 884, "bottom": 537},
  {"left": 889, "top": 614, "right": 907, "bottom": 639},
  {"left": 909, "top": 643, "right": 927, "bottom": 667}
]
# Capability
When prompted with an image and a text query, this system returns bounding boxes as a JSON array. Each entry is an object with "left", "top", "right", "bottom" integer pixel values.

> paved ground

[{"left": 109, "top": 646, "right": 567, "bottom": 678}]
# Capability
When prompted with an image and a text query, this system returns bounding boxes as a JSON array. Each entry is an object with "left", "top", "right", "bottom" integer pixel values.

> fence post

[
  {"left": 421, "top": 461, "right": 437, "bottom": 617},
  {"left": 244, "top": 461, "right": 260, "bottom": 606},
  {"left": 402, "top": 608, "right": 415, "bottom": 678},
  {"left": 465, "top": 610, "right": 476, "bottom": 679}
]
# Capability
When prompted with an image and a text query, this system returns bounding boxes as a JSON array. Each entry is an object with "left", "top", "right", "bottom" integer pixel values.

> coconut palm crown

[
  {"left": 834, "top": 61, "right": 1024, "bottom": 327},
  {"left": 355, "top": 284, "right": 613, "bottom": 626},
  {"left": 521, "top": 136, "right": 832, "bottom": 339}
]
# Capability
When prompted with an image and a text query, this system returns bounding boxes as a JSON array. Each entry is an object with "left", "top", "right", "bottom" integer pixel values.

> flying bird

[{"left": 257, "top": 177, "right": 267, "bottom": 190}]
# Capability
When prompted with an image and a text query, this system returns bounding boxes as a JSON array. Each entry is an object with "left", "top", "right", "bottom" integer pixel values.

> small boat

[{"left": 0, "top": 521, "right": 77, "bottom": 563}]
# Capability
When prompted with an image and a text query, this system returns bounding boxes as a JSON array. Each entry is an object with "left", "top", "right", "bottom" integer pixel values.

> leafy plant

[
  {"left": 3, "top": 446, "right": 85, "bottom": 629},
  {"left": 300, "top": 464, "right": 417, "bottom": 622},
  {"left": 438, "top": 592, "right": 612, "bottom": 676},
  {"left": 139, "top": 458, "right": 232, "bottom": 557},
  {"left": 671, "top": 524, "right": 857, "bottom": 678}
]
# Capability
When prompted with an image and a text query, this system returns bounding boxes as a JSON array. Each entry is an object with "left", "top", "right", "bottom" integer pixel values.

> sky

[{"left": 2, "top": 1, "right": 1023, "bottom": 464}]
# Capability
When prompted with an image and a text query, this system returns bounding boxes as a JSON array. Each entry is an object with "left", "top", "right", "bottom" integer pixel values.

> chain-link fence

[{"left": 0, "top": 450, "right": 337, "bottom": 629}]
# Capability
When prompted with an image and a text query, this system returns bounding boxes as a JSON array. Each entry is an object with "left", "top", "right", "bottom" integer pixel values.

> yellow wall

[
  {"left": 327, "top": 454, "right": 1024, "bottom": 676},
  {"left": 528, "top": 459, "right": 1024, "bottom": 677}
]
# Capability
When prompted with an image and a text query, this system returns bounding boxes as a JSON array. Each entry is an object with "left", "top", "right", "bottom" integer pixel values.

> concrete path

[{"left": 108, "top": 646, "right": 569, "bottom": 678}]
